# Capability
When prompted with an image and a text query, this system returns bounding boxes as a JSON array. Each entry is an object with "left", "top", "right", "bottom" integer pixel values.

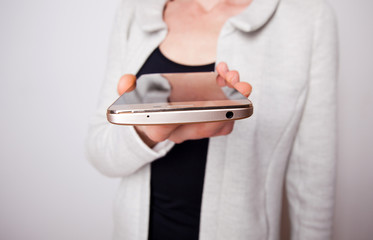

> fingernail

[
  {"left": 244, "top": 89, "right": 252, "bottom": 97},
  {"left": 219, "top": 62, "right": 228, "bottom": 73},
  {"left": 230, "top": 75, "right": 238, "bottom": 85}
]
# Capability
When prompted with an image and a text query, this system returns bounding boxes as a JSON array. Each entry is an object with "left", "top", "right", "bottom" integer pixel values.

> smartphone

[{"left": 107, "top": 72, "right": 253, "bottom": 125}]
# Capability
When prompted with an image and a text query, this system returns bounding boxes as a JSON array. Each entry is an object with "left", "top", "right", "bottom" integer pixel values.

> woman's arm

[
  {"left": 286, "top": 1, "right": 338, "bottom": 239},
  {"left": 86, "top": 0, "right": 252, "bottom": 178},
  {"left": 86, "top": 0, "right": 174, "bottom": 178}
]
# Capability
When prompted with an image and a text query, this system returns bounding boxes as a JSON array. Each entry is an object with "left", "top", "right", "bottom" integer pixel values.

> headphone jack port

[{"left": 226, "top": 111, "right": 234, "bottom": 119}]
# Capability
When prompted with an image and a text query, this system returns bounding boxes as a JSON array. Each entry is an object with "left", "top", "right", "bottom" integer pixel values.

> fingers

[
  {"left": 216, "top": 62, "right": 252, "bottom": 97},
  {"left": 136, "top": 120, "right": 235, "bottom": 146},
  {"left": 216, "top": 62, "right": 238, "bottom": 88},
  {"left": 117, "top": 74, "right": 137, "bottom": 95},
  {"left": 137, "top": 120, "right": 235, "bottom": 145},
  {"left": 216, "top": 62, "right": 229, "bottom": 79},
  {"left": 226, "top": 70, "right": 239, "bottom": 85},
  {"left": 168, "top": 121, "right": 234, "bottom": 144},
  {"left": 142, "top": 125, "right": 180, "bottom": 143},
  {"left": 135, "top": 125, "right": 180, "bottom": 148},
  {"left": 234, "top": 82, "right": 252, "bottom": 98}
]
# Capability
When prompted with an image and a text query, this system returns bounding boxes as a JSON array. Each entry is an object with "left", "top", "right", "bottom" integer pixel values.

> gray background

[{"left": 0, "top": 0, "right": 372, "bottom": 239}]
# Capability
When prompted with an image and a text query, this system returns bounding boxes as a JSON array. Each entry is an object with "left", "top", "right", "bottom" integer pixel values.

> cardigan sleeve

[
  {"left": 85, "top": 0, "right": 173, "bottom": 178},
  {"left": 285, "top": 1, "right": 338, "bottom": 239}
]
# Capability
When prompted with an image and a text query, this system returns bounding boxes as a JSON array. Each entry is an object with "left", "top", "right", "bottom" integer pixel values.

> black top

[{"left": 136, "top": 48, "right": 215, "bottom": 240}]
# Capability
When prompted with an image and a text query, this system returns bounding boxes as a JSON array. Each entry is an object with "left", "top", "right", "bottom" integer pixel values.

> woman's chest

[{"left": 160, "top": 1, "right": 249, "bottom": 65}]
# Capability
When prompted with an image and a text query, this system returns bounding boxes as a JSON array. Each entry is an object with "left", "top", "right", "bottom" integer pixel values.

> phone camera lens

[{"left": 226, "top": 111, "right": 234, "bottom": 119}]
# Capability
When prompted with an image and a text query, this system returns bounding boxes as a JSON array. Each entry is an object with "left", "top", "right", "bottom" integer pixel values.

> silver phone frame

[{"left": 107, "top": 102, "right": 253, "bottom": 125}]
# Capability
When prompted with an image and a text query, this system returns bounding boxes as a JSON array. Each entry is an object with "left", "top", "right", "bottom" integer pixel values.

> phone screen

[{"left": 109, "top": 72, "right": 250, "bottom": 114}]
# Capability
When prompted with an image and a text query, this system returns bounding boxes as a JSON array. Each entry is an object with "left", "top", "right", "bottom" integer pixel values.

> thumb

[{"left": 117, "top": 74, "right": 137, "bottom": 95}]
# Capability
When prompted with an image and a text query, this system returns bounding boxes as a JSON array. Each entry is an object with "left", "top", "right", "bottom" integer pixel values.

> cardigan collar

[
  {"left": 135, "top": 0, "right": 280, "bottom": 33},
  {"left": 229, "top": 0, "right": 280, "bottom": 32},
  {"left": 135, "top": 0, "right": 169, "bottom": 32}
]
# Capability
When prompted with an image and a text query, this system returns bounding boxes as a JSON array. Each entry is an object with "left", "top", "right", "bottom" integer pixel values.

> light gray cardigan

[{"left": 86, "top": 0, "right": 338, "bottom": 239}]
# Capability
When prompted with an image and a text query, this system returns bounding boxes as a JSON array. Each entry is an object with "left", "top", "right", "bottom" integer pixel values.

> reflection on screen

[{"left": 110, "top": 72, "right": 249, "bottom": 113}]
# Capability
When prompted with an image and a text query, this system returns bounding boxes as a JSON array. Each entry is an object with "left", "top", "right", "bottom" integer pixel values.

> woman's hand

[{"left": 117, "top": 62, "right": 252, "bottom": 147}]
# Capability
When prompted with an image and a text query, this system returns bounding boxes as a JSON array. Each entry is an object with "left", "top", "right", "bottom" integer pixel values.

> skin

[{"left": 117, "top": 0, "right": 253, "bottom": 147}]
